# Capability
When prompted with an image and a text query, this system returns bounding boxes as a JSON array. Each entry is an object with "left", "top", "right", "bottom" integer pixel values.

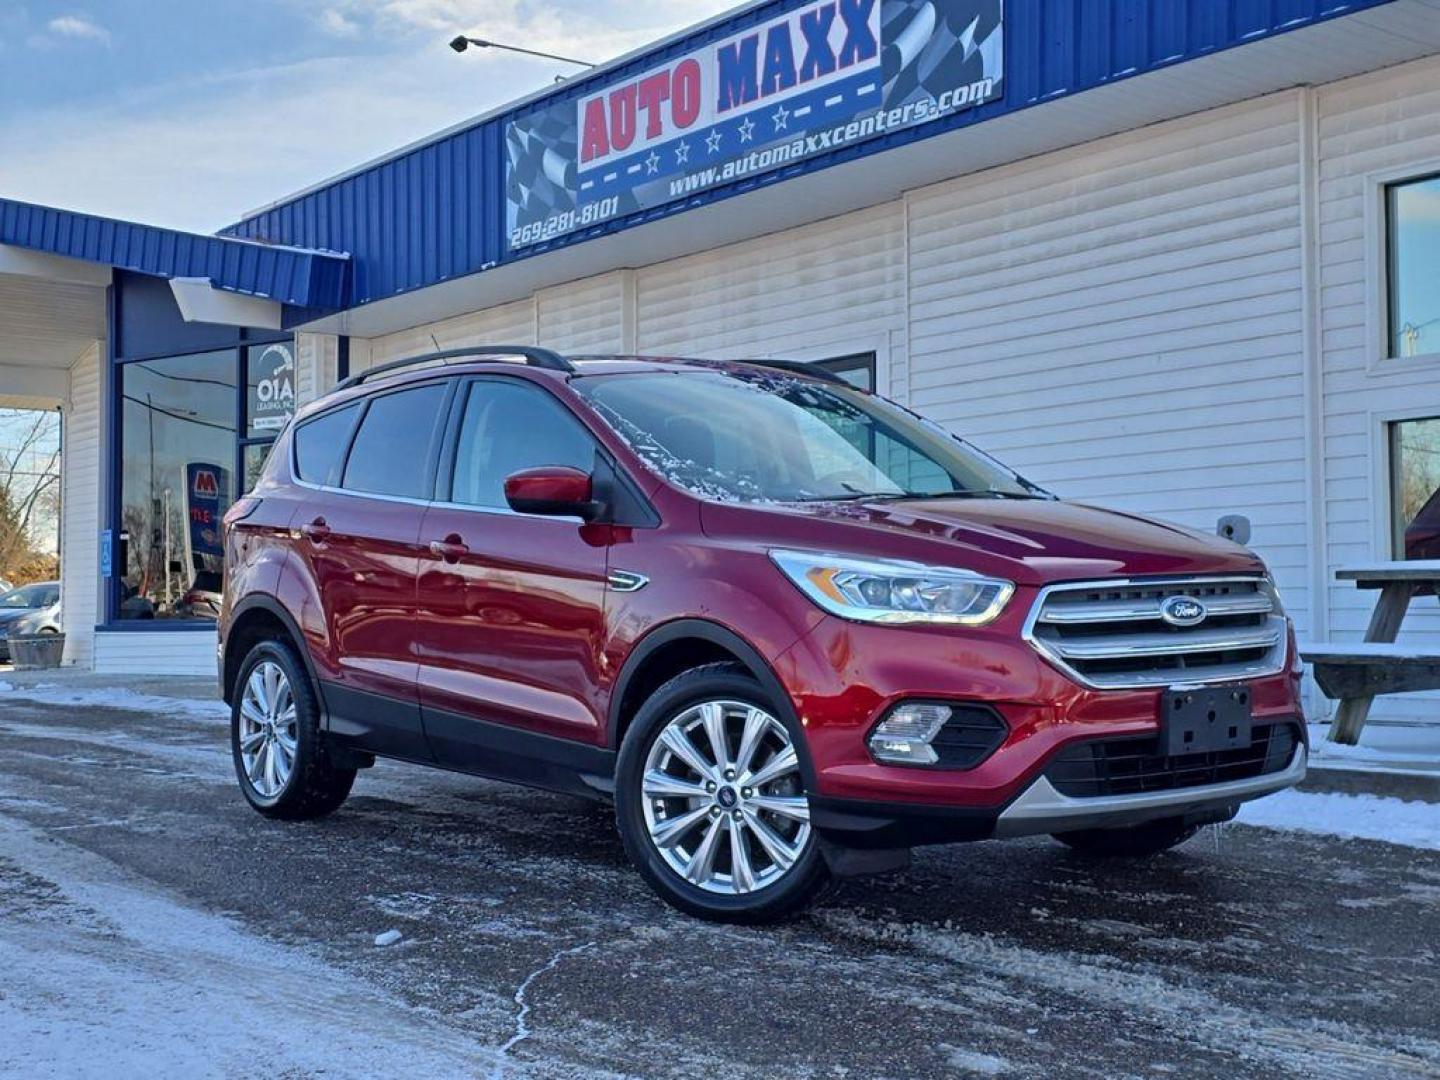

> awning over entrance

[
  {"left": 0, "top": 198, "right": 349, "bottom": 312},
  {"left": 0, "top": 199, "right": 350, "bottom": 409}
]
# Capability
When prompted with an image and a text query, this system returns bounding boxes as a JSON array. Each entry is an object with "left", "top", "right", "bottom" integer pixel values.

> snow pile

[
  {"left": 0, "top": 681, "right": 228, "bottom": 723},
  {"left": 1235, "top": 789, "right": 1440, "bottom": 851},
  {"left": 1307, "top": 722, "right": 1440, "bottom": 776}
]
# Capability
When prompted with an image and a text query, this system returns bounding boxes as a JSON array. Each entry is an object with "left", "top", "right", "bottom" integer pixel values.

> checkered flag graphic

[{"left": 882, "top": 0, "right": 1003, "bottom": 109}]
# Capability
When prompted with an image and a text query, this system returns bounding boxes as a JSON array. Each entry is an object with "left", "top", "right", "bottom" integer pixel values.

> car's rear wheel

[
  {"left": 1052, "top": 816, "right": 1200, "bottom": 857},
  {"left": 615, "top": 664, "right": 831, "bottom": 923},
  {"left": 232, "top": 639, "right": 355, "bottom": 820}
]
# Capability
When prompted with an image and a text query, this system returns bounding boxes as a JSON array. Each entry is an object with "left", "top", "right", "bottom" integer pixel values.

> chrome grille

[{"left": 1025, "top": 577, "right": 1287, "bottom": 689}]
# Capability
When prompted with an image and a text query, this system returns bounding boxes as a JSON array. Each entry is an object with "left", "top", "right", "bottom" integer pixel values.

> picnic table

[{"left": 1301, "top": 561, "right": 1440, "bottom": 745}]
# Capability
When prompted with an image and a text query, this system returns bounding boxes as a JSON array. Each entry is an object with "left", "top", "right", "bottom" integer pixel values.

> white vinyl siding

[
  {"left": 635, "top": 203, "right": 908, "bottom": 399},
  {"left": 93, "top": 629, "right": 218, "bottom": 678},
  {"left": 905, "top": 93, "right": 1311, "bottom": 638},
  {"left": 537, "top": 272, "right": 629, "bottom": 354},
  {"left": 60, "top": 345, "right": 102, "bottom": 667},
  {"left": 364, "top": 299, "right": 537, "bottom": 370},
  {"left": 295, "top": 333, "right": 340, "bottom": 407},
  {"left": 1315, "top": 54, "right": 1440, "bottom": 722}
]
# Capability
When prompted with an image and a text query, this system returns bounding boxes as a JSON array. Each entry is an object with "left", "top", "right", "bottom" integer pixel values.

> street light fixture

[{"left": 448, "top": 35, "right": 596, "bottom": 68}]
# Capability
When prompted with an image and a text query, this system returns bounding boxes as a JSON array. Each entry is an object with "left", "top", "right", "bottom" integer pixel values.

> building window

[
  {"left": 1387, "top": 174, "right": 1440, "bottom": 359},
  {"left": 1390, "top": 417, "right": 1440, "bottom": 559},
  {"left": 241, "top": 339, "right": 297, "bottom": 494},
  {"left": 113, "top": 337, "right": 295, "bottom": 623},
  {"left": 117, "top": 351, "right": 238, "bottom": 621},
  {"left": 814, "top": 352, "right": 876, "bottom": 390}
]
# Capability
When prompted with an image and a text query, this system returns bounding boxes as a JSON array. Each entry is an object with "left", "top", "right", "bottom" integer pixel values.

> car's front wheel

[
  {"left": 232, "top": 639, "right": 355, "bottom": 820},
  {"left": 1052, "top": 816, "right": 1201, "bottom": 857},
  {"left": 615, "top": 664, "right": 831, "bottom": 923}
]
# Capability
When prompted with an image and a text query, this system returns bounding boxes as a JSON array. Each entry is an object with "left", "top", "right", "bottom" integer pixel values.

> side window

[
  {"left": 293, "top": 403, "right": 361, "bottom": 486},
  {"left": 450, "top": 381, "right": 596, "bottom": 509},
  {"left": 342, "top": 384, "right": 448, "bottom": 498}
]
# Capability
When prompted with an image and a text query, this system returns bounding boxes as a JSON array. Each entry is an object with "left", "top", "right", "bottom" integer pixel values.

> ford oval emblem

[{"left": 1161, "top": 595, "right": 1207, "bottom": 627}]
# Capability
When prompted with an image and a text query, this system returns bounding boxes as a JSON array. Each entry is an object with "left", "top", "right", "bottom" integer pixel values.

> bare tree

[{"left": 0, "top": 409, "right": 62, "bottom": 583}]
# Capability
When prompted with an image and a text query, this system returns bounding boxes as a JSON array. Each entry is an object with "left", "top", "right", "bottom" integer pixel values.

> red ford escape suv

[{"left": 220, "top": 347, "right": 1306, "bottom": 922}]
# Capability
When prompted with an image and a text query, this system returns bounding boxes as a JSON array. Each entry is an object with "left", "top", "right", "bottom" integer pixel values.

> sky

[{"left": 0, "top": 1, "right": 738, "bottom": 234}]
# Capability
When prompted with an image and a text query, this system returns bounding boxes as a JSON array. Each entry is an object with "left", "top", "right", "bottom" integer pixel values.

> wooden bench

[
  {"left": 1301, "top": 561, "right": 1440, "bottom": 745},
  {"left": 1302, "top": 643, "right": 1440, "bottom": 699}
]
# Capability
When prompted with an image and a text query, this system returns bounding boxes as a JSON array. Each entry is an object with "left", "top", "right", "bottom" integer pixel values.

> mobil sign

[
  {"left": 505, "top": 0, "right": 1003, "bottom": 251},
  {"left": 578, "top": 0, "right": 881, "bottom": 170},
  {"left": 186, "top": 463, "right": 230, "bottom": 563}
]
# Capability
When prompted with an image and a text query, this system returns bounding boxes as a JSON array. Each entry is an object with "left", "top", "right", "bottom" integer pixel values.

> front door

[{"left": 416, "top": 377, "right": 610, "bottom": 766}]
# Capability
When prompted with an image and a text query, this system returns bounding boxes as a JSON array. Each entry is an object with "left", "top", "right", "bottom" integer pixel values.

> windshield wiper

[
  {"left": 798, "top": 488, "right": 1050, "bottom": 504},
  {"left": 892, "top": 489, "right": 1046, "bottom": 501}
]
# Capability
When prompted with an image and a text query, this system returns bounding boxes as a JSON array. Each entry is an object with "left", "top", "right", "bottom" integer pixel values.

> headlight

[{"left": 770, "top": 550, "right": 1013, "bottom": 626}]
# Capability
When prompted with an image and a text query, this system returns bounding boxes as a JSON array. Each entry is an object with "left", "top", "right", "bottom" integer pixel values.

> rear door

[
  {"left": 291, "top": 379, "right": 452, "bottom": 759},
  {"left": 416, "top": 376, "right": 610, "bottom": 762}
]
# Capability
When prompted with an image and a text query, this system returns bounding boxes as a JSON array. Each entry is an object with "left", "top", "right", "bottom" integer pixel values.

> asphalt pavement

[{"left": 0, "top": 690, "right": 1437, "bottom": 1079}]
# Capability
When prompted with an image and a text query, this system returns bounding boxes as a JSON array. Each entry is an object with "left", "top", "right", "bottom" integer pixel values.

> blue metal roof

[
  {"left": 0, "top": 197, "right": 348, "bottom": 310},
  {"left": 221, "top": 0, "right": 1397, "bottom": 312}
]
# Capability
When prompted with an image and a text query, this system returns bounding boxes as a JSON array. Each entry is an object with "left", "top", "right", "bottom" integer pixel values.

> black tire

[
  {"left": 614, "top": 663, "right": 832, "bottom": 924},
  {"left": 1052, "top": 816, "right": 1200, "bottom": 858},
  {"left": 231, "top": 639, "right": 355, "bottom": 821}
]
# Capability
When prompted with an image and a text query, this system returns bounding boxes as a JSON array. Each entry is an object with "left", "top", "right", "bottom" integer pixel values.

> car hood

[
  {"left": 0, "top": 608, "right": 36, "bottom": 627},
  {"left": 701, "top": 497, "right": 1265, "bottom": 586}
]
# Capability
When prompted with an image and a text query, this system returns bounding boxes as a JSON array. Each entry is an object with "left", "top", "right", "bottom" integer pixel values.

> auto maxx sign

[{"left": 505, "top": 0, "right": 1003, "bottom": 251}]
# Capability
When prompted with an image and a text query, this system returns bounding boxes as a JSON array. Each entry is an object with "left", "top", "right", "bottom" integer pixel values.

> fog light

[{"left": 869, "top": 703, "right": 952, "bottom": 766}]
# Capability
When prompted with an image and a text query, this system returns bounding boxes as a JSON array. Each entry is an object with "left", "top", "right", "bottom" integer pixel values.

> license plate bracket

[{"left": 1162, "top": 686, "right": 1253, "bottom": 757}]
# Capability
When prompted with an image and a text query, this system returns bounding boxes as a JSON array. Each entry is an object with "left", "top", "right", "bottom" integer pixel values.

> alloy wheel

[
  {"left": 238, "top": 661, "right": 299, "bottom": 798},
  {"left": 641, "top": 699, "right": 811, "bottom": 895}
]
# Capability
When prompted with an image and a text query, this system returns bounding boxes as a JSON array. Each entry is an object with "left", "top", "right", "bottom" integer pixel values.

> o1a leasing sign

[{"left": 504, "top": 0, "right": 1003, "bottom": 252}]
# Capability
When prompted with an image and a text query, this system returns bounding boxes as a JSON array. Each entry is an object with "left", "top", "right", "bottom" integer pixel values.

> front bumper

[
  {"left": 992, "top": 743, "right": 1306, "bottom": 838},
  {"left": 811, "top": 741, "right": 1306, "bottom": 849}
]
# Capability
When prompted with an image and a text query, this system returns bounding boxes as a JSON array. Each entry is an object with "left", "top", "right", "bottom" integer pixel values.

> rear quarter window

[{"left": 293, "top": 403, "right": 361, "bottom": 486}]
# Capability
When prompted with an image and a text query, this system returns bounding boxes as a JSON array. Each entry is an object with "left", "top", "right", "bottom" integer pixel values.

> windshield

[
  {"left": 575, "top": 370, "right": 1047, "bottom": 504},
  {"left": 0, "top": 584, "right": 58, "bottom": 610}
]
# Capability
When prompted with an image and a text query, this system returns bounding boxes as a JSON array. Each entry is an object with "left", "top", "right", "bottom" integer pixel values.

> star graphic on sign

[
  {"left": 738, "top": 116, "right": 757, "bottom": 143},
  {"left": 705, "top": 128, "right": 723, "bottom": 155},
  {"left": 772, "top": 104, "right": 791, "bottom": 132},
  {"left": 675, "top": 140, "right": 691, "bottom": 165},
  {"left": 645, "top": 151, "right": 661, "bottom": 175}
]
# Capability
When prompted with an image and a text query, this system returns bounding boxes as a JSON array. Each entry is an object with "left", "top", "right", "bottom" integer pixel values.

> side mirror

[{"left": 504, "top": 466, "right": 600, "bottom": 520}]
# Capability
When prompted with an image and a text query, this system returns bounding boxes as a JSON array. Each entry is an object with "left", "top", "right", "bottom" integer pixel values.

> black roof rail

[
  {"left": 673, "top": 355, "right": 852, "bottom": 388},
  {"left": 334, "top": 345, "right": 574, "bottom": 392},
  {"left": 730, "top": 358, "right": 851, "bottom": 386}
]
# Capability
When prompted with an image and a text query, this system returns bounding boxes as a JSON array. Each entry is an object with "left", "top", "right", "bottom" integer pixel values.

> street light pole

[{"left": 448, "top": 36, "right": 596, "bottom": 68}]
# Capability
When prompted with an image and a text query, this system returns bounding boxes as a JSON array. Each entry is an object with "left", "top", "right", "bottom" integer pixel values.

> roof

[
  {"left": 0, "top": 197, "right": 349, "bottom": 310},
  {"left": 220, "top": 0, "right": 1420, "bottom": 331}
]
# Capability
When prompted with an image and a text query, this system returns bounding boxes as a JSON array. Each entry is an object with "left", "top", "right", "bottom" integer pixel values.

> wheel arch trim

[
  {"left": 223, "top": 595, "right": 322, "bottom": 711},
  {"left": 606, "top": 618, "right": 817, "bottom": 789}
]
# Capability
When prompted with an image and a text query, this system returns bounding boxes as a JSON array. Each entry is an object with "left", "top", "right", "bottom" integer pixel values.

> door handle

[
  {"left": 300, "top": 519, "right": 331, "bottom": 543},
  {"left": 429, "top": 535, "right": 469, "bottom": 563}
]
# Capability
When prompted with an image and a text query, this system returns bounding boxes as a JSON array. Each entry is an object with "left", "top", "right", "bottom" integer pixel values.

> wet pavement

[{"left": 0, "top": 694, "right": 1437, "bottom": 1079}]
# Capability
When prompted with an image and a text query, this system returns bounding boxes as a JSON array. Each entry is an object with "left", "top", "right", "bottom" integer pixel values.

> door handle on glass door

[{"left": 429, "top": 536, "right": 469, "bottom": 563}]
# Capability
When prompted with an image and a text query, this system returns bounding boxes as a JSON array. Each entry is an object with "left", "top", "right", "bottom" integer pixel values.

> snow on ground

[
  {"left": 1235, "top": 788, "right": 1440, "bottom": 851},
  {"left": 0, "top": 817, "right": 512, "bottom": 1079},
  {"left": 0, "top": 680, "right": 228, "bottom": 723},
  {"left": 1307, "top": 721, "right": 1440, "bottom": 776}
]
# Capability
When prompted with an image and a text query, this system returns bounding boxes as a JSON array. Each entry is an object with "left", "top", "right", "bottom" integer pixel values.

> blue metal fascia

[
  {"left": 223, "top": 0, "right": 1399, "bottom": 311},
  {"left": 0, "top": 197, "right": 349, "bottom": 310}
]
